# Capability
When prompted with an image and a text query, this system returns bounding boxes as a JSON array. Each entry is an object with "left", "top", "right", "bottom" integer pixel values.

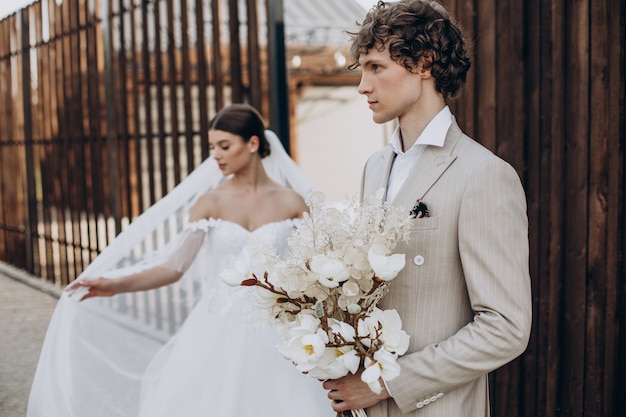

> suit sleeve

[{"left": 387, "top": 158, "right": 532, "bottom": 412}]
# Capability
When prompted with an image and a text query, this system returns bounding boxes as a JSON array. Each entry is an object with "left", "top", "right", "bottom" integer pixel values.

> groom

[{"left": 323, "top": 1, "right": 532, "bottom": 416}]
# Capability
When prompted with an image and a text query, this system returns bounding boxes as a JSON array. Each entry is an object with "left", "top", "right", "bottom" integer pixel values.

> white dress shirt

[
  {"left": 386, "top": 106, "right": 452, "bottom": 203},
  {"left": 383, "top": 105, "right": 452, "bottom": 398}
]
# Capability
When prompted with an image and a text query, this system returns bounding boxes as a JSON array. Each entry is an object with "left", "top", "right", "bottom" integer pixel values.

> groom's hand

[{"left": 322, "top": 369, "right": 390, "bottom": 412}]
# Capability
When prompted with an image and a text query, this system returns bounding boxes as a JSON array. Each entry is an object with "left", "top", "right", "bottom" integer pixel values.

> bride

[{"left": 27, "top": 104, "right": 333, "bottom": 417}]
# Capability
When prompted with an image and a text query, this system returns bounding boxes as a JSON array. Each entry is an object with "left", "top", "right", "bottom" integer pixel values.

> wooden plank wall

[
  {"left": 0, "top": 11, "right": 26, "bottom": 267},
  {"left": 444, "top": 0, "right": 625, "bottom": 416},
  {"left": 0, "top": 0, "right": 267, "bottom": 285}
]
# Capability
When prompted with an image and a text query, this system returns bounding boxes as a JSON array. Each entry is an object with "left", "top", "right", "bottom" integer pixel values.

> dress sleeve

[{"left": 159, "top": 218, "right": 215, "bottom": 274}]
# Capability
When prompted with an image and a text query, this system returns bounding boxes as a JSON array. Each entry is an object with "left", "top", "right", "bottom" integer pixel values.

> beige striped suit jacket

[{"left": 361, "top": 119, "right": 532, "bottom": 417}]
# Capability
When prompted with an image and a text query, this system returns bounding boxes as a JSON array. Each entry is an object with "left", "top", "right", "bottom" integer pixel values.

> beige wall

[{"left": 295, "top": 86, "right": 395, "bottom": 204}]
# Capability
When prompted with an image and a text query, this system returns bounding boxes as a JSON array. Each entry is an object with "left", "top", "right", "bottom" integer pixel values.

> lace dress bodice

[{"left": 178, "top": 218, "right": 299, "bottom": 319}]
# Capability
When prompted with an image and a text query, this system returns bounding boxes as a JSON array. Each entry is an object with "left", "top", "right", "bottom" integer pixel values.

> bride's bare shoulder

[
  {"left": 188, "top": 190, "right": 220, "bottom": 222},
  {"left": 272, "top": 186, "right": 309, "bottom": 217}
]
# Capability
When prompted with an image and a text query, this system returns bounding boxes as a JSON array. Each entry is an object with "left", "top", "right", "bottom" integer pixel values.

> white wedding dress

[
  {"left": 28, "top": 129, "right": 332, "bottom": 416},
  {"left": 27, "top": 217, "right": 333, "bottom": 417}
]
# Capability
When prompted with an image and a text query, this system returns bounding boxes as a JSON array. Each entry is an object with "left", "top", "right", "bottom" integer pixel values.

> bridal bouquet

[{"left": 221, "top": 190, "right": 412, "bottom": 416}]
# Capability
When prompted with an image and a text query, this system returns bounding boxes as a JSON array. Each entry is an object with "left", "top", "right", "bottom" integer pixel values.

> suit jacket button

[{"left": 413, "top": 255, "right": 425, "bottom": 265}]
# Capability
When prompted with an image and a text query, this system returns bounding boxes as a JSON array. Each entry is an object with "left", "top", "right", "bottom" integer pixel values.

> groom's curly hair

[{"left": 348, "top": 0, "right": 472, "bottom": 100}]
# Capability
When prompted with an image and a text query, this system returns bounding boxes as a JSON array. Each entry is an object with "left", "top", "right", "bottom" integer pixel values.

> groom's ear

[{"left": 417, "top": 51, "right": 436, "bottom": 78}]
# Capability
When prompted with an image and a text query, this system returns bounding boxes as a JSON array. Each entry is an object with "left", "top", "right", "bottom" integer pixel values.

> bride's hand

[{"left": 65, "top": 278, "right": 117, "bottom": 301}]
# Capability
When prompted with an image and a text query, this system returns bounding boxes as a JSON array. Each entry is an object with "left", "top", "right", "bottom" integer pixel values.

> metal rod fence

[{"left": 0, "top": 0, "right": 270, "bottom": 335}]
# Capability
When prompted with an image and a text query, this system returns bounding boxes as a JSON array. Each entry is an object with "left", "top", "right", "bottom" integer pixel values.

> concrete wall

[{"left": 295, "top": 85, "right": 395, "bottom": 204}]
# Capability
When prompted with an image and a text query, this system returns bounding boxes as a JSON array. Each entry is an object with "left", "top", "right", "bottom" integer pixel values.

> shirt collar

[{"left": 389, "top": 106, "right": 452, "bottom": 155}]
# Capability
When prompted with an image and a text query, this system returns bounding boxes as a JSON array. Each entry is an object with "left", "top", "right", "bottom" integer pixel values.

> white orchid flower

[
  {"left": 367, "top": 243, "right": 406, "bottom": 281},
  {"left": 252, "top": 286, "right": 281, "bottom": 309},
  {"left": 358, "top": 308, "right": 410, "bottom": 355},
  {"left": 377, "top": 309, "right": 410, "bottom": 355},
  {"left": 357, "top": 314, "right": 377, "bottom": 349},
  {"left": 220, "top": 253, "right": 251, "bottom": 286},
  {"left": 277, "top": 315, "right": 329, "bottom": 372},
  {"left": 361, "top": 358, "right": 383, "bottom": 394},
  {"left": 286, "top": 330, "right": 328, "bottom": 372},
  {"left": 283, "top": 313, "right": 322, "bottom": 338},
  {"left": 270, "top": 262, "right": 309, "bottom": 293},
  {"left": 328, "top": 318, "right": 356, "bottom": 343},
  {"left": 361, "top": 349, "right": 402, "bottom": 394},
  {"left": 307, "top": 346, "right": 360, "bottom": 380},
  {"left": 310, "top": 254, "right": 351, "bottom": 288}
]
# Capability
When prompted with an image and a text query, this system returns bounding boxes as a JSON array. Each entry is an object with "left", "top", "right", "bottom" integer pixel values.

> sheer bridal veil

[
  {"left": 75, "top": 129, "right": 314, "bottom": 285},
  {"left": 27, "top": 130, "right": 316, "bottom": 417}
]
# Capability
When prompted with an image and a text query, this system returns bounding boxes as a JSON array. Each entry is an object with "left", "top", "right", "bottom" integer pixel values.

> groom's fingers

[
  {"left": 327, "top": 389, "right": 340, "bottom": 400},
  {"left": 322, "top": 378, "right": 341, "bottom": 391}
]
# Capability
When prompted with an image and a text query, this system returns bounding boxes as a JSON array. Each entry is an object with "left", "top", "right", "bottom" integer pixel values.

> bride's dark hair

[{"left": 209, "top": 103, "right": 271, "bottom": 158}]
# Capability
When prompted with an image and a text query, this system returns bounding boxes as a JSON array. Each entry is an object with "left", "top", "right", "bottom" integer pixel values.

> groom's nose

[{"left": 357, "top": 72, "right": 372, "bottom": 95}]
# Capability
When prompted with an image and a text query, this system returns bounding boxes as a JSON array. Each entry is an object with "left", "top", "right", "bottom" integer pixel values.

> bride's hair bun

[{"left": 209, "top": 103, "right": 271, "bottom": 158}]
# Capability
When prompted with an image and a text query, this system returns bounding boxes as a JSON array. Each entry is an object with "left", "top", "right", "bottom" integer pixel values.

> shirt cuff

[{"left": 382, "top": 378, "right": 393, "bottom": 397}]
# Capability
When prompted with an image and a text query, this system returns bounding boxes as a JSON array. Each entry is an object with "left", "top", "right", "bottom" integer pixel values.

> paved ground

[{"left": 0, "top": 262, "right": 60, "bottom": 417}]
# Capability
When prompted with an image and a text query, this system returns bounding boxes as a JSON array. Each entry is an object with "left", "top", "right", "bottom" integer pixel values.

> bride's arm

[{"left": 67, "top": 227, "right": 207, "bottom": 301}]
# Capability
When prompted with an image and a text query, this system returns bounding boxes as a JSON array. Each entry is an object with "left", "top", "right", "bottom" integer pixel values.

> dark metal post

[
  {"left": 20, "top": 8, "right": 37, "bottom": 273},
  {"left": 102, "top": 0, "right": 120, "bottom": 235},
  {"left": 267, "top": 0, "right": 290, "bottom": 154}
]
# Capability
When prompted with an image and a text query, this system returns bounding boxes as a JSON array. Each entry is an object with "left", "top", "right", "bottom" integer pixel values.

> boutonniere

[{"left": 410, "top": 199, "right": 429, "bottom": 218}]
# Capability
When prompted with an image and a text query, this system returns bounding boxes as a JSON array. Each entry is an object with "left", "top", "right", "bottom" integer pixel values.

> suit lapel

[
  {"left": 391, "top": 119, "right": 463, "bottom": 209},
  {"left": 364, "top": 147, "right": 396, "bottom": 201}
]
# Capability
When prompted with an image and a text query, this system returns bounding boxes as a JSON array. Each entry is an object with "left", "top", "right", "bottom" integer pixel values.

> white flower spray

[{"left": 221, "top": 190, "right": 412, "bottom": 415}]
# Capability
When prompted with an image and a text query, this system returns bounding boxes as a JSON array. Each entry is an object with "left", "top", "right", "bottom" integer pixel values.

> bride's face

[{"left": 208, "top": 129, "right": 257, "bottom": 175}]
